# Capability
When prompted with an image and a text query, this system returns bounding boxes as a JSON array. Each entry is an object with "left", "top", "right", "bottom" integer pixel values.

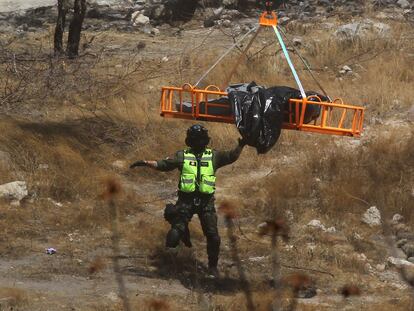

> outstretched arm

[
  {"left": 130, "top": 160, "right": 158, "bottom": 169},
  {"left": 130, "top": 151, "right": 183, "bottom": 172},
  {"left": 214, "top": 138, "right": 246, "bottom": 169}
]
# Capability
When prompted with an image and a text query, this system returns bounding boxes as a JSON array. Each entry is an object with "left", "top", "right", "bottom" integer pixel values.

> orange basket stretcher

[
  {"left": 160, "top": 7, "right": 365, "bottom": 138},
  {"left": 160, "top": 84, "right": 364, "bottom": 137}
]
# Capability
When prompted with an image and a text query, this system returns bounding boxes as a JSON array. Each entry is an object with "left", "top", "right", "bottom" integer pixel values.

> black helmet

[{"left": 185, "top": 124, "right": 210, "bottom": 149}]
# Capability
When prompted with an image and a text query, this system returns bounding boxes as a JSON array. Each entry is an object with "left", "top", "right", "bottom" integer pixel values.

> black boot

[{"left": 207, "top": 266, "right": 219, "bottom": 279}]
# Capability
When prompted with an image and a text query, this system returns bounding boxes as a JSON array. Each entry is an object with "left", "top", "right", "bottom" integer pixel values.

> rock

[
  {"left": 297, "top": 285, "right": 317, "bottom": 298},
  {"left": 0, "top": 181, "right": 28, "bottom": 202},
  {"left": 221, "top": 19, "right": 232, "bottom": 28},
  {"left": 292, "top": 37, "right": 302, "bottom": 46},
  {"left": 279, "top": 17, "right": 290, "bottom": 25},
  {"left": 204, "top": 18, "right": 215, "bottom": 28},
  {"left": 376, "top": 264, "right": 386, "bottom": 272},
  {"left": 257, "top": 222, "right": 269, "bottom": 234},
  {"left": 87, "top": 8, "right": 102, "bottom": 19},
  {"left": 356, "top": 253, "right": 367, "bottom": 261},
  {"left": 326, "top": 227, "right": 336, "bottom": 233},
  {"left": 373, "top": 22, "right": 391, "bottom": 36},
  {"left": 397, "top": 0, "right": 411, "bottom": 9},
  {"left": 365, "top": 262, "right": 373, "bottom": 272},
  {"left": 361, "top": 206, "right": 381, "bottom": 227},
  {"left": 353, "top": 232, "right": 363, "bottom": 240},
  {"left": 334, "top": 20, "right": 390, "bottom": 41},
  {"left": 285, "top": 210, "right": 294, "bottom": 222},
  {"left": 392, "top": 213, "right": 404, "bottom": 224},
  {"left": 131, "top": 12, "right": 149, "bottom": 26},
  {"left": 395, "top": 247, "right": 409, "bottom": 259},
  {"left": 408, "top": 257, "right": 414, "bottom": 263},
  {"left": 307, "top": 219, "right": 326, "bottom": 231},
  {"left": 38, "top": 164, "right": 49, "bottom": 170},
  {"left": 151, "top": 27, "right": 160, "bottom": 35},
  {"left": 339, "top": 65, "right": 353, "bottom": 75},
  {"left": 307, "top": 219, "right": 337, "bottom": 233},
  {"left": 387, "top": 257, "right": 414, "bottom": 268},
  {"left": 213, "top": 7, "right": 224, "bottom": 16},
  {"left": 402, "top": 243, "right": 414, "bottom": 258},
  {"left": 397, "top": 239, "right": 408, "bottom": 248},
  {"left": 223, "top": 0, "right": 238, "bottom": 7}
]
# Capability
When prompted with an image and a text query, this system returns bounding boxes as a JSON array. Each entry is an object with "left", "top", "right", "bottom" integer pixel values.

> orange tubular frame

[
  {"left": 160, "top": 84, "right": 365, "bottom": 137},
  {"left": 259, "top": 11, "right": 278, "bottom": 26}
]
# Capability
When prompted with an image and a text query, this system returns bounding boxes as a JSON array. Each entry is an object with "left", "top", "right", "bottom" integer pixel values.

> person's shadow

[{"left": 123, "top": 246, "right": 246, "bottom": 293}]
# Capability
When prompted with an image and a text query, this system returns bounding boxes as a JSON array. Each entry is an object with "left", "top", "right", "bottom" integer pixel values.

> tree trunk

[
  {"left": 54, "top": 0, "right": 67, "bottom": 55},
  {"left": 67, "top": 0, "right": 87, "bottom": 59}
]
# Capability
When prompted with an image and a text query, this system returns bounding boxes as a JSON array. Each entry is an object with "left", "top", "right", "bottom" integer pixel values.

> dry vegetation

[{"left": 0, "top": 9, "right": 413, "bottom": 311}]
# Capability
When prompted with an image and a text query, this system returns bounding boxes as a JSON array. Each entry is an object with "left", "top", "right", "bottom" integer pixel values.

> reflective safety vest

[{"left": 179, "top": 149, "right": 216, "bottom": 194}]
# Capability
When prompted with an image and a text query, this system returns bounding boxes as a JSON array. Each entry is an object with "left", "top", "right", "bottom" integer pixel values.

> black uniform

[{"left": 156, "top": 144, "right": 243, "bottom": 268}]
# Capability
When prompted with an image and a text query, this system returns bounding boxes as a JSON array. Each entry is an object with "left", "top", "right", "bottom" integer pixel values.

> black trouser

[{"left": 166, "top": 193, "right": 221, "bottom": 268}]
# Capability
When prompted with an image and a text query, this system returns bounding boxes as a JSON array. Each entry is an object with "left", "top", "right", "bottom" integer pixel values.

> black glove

[
  {"left": 238, "top": 137, "right": 247, "bottom": 147},
  {"left": 129, "top": 160, "right": 147, "bottom": 169}
]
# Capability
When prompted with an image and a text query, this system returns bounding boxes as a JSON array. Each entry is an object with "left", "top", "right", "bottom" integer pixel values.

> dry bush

[{"left": 257, "top": 126, "right": 414, "bottom": 224}]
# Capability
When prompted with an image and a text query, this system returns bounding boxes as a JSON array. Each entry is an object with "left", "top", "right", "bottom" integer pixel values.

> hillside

[{"left": 0, "top": 1, "right": 413, "bottom": 310}]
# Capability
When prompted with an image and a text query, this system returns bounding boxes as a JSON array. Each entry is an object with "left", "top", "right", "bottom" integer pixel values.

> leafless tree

[
  {"left": 67, "top": 0, "right": 87, "bottom": 58},
  {"left": 54, "top": 0, "right": 68, "bottom": 55},
  {"left": 54, "top": 0, "right": 87, "bottom": 58}
]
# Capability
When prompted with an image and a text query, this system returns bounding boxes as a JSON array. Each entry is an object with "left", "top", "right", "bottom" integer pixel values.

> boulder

[
  {"left": 334, "top": 20, "right": 390, "bottom": 41},
  {"left": 376, "top": 263, "right": 386, "bottom": 272},
  {"left": 307, "top": 219, "right": 326, "bottom": 231},
  {"left": 402, "top": 243, "right": 414, "bottom": 258},
  {"left": 223, "top": 0, "right": 238, "bottom": 7},
  {"left": 0, "top": 181, "right": 28, "bottom": 202},
  {"left": 397, "top": 0, "right": 411, "bottom": 9},
  {"left": 387, "top": 256, "right": 414, "bottom": 268},
  {"left": 392, "top": 213, "right": 404, "bottom": 224},
  {"left": 131, "top": 12, "right": 150, "bottom": 26},
  {"left": 397, "top": 239, "right": 408, "bottom": 248},
  {"left": 221, "top": 19, "right": 232, "bottom": 28},
  {"left": 361, "top": 206, "right": 381, "bottom": 227},
  {"left": 307, "top": 219, "right": 337, "bottom": 233}
]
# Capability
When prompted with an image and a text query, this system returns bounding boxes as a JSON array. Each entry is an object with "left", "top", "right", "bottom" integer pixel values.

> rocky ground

[{"left": 0, "top": 0, "right": 413, "bottom": 310}]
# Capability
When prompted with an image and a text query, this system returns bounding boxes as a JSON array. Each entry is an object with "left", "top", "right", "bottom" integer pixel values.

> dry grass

[{"left": 0, "top": 12, "right": 412, "bottom": 311}]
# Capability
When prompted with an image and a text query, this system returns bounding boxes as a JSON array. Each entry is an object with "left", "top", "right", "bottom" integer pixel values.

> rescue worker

[{"left": 130, "top": 124, "right": 246, "bottom": 277}]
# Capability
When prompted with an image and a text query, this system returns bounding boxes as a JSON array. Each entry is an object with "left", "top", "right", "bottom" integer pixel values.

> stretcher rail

[{"left": 160, "top": 84, "right": 365, "bottom": 137}]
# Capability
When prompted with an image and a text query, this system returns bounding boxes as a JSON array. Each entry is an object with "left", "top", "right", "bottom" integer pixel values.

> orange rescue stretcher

[
  {"left": 160, "top": 84, "right": 364, "bottom": 137},
  {"left": 159, "top": 6, "right": 365, "bottom": 138}
]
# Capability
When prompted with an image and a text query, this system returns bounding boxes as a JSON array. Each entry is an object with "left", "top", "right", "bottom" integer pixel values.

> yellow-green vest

[{"left": 179, "top": 149, "right": 216, "bottom": 194}]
